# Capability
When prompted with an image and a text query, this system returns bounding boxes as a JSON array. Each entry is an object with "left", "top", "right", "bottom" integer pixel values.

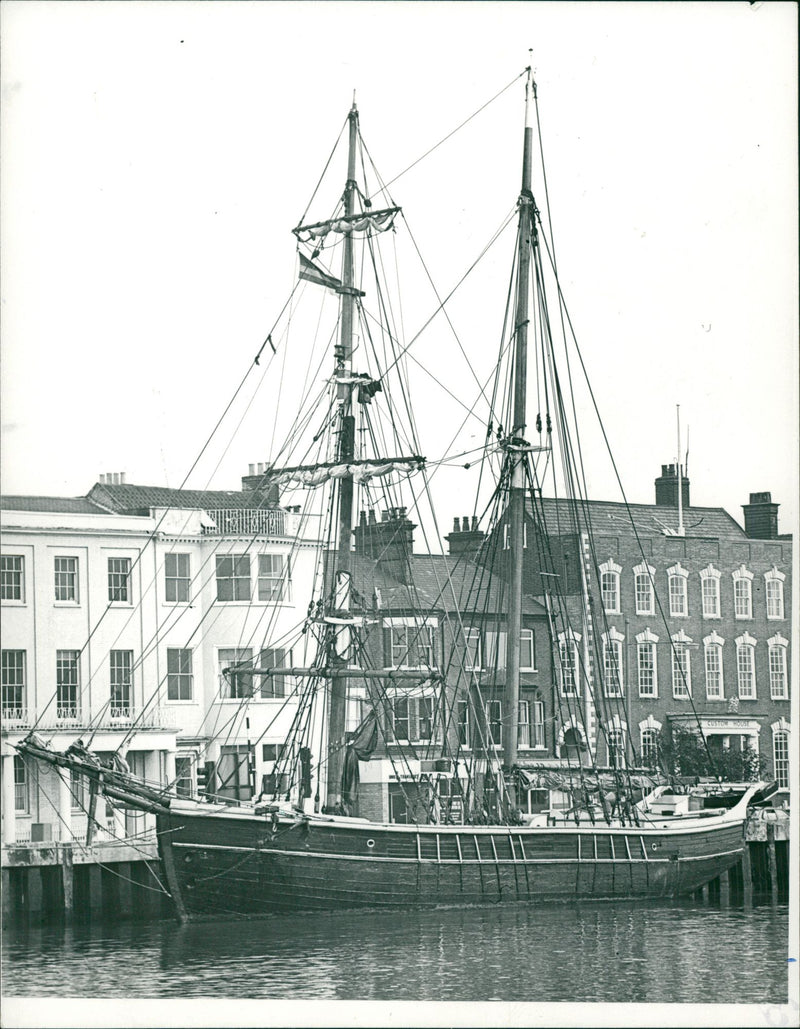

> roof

[
  {"left": 347, "top": 551, "right": 546, "bottom": 618},
  {"left": 1, "top": 495, "right": 107, "bottom": 514},
  {"left": 531, "top": 497, "right": 748, "bottom": 541},
  {"left": 87, "top": 482, "right": 276, "bottom": 515}
]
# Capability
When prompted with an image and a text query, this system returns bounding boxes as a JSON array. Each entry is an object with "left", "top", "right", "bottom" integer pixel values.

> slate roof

[
  {"left": 531, "top": 497, "right": 748, "bottom": 541},
  {"left": 1, "top": 495, "right": 107, "bottom": 514},
  {"left": 87, "top": 482, "right": 275, "bottom": 516}
]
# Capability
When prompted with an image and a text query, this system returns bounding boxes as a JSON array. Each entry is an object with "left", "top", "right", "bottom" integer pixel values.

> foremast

[
  {"left": 502, "top": 68, "right": 535, "bottom": 813},
  {"left": 326, "top": 100, "right": 359, "bottom": 810}
]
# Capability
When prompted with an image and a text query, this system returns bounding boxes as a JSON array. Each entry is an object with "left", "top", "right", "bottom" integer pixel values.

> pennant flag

[{"left": 298, "top": 252, "right": 342, "bottom": 292}]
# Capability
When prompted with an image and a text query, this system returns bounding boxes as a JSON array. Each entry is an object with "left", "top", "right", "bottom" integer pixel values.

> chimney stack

[
  {"left": 445, "top": 514, "right": 485, "bottom": 555},
  {"left": 655, "top": 463, "right": 690, "bottom": 509},
  {"left": 354, "top": 507, "right": 416, "bottom": 581},
  {"left": 742, "top": 492, "right": 779, "bottom": 539},
  {"left": 241, "top": 463, "right": 280, "bottom": 505}
]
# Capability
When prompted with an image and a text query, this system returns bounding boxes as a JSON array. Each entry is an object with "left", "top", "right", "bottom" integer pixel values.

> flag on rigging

[{"left": 298, "top": 252, "right": 342, "bottom": 292}]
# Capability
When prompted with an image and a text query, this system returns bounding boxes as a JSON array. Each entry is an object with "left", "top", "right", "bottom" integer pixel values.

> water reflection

[{"left": 3, "top": 900, "right": 789, "bottom": 1003}]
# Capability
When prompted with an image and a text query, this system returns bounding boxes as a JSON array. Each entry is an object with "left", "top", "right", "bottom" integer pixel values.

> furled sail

[
  {"left": 293, "top": 206, "right": 401, "bottom": 243},
  {"left": 267, "top": 455, "right": 425, "bottom": 488}
]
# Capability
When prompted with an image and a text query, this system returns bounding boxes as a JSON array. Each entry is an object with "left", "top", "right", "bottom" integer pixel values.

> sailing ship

[{"left": 17, "top": 68, "right": 774, "bottom": 920}]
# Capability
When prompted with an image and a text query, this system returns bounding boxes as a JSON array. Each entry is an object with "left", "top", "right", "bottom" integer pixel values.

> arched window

[
  {"left": 700, "top": 564, "right": 721, "bottom": 619},
  {"left": 667, "top": 563, "right": 689, "bottom": 617},
  {"left": 732, "top": 565, "right": 753, "bottom": 620},
  {"left": 599, "top": 560, "right": 621, "bottom": 614},
  {"left": 768, "top": 634, "right": 789, "bottom": 700},
  {"left": 671, "top": 630, "right": 692, "bottom": 698},
  {"left": 764, "top": 567, "right": 785, "bottom": 620},
  {"left": 606, "top": 727, "right": 626, "bottom": 768},
  {"left": 771, "top": 720, "right": 790, "bottom": 790},
  {"left": 736, "top": 633, "right": 757, "bottom": 700},
  {"left": 634, "top": 563, "right": 655, "bottom": 616},
  {"left": 602, "top": 628, "right": 624, "bottom": 698},
  {"left": 635, "top": 628, "right": 659, "bottom": 698},
  {"left": 638, "top": 716, "right": 662, "bottom": 769},
  {"left": 557, "top": 632, "right": 580, "bottom": 697},
  {"left": 703, "top": 631, "right": 725, "bottom": 700},
  {"left": 561, "top": 725, "right": 586, "bottom": 760}
]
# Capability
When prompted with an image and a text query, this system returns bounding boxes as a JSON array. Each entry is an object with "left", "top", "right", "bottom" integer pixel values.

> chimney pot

[
  {"left": 369, "top": 510, "right": 376, "bottom": 525},
  {"left": 471, "top": 516, "right": 478, "bottom": 530},
  {"left": 462, "top": 516, "right": 469, "bottom": 531},
  {"left": 120, "top": 472, "right": 126, "bottom": 485},
  {"left": 249, "top": 463, "right": 255, "bottom": 475},
  {"left": 453, "top": 517, "right": 460, "bottom": 532}
]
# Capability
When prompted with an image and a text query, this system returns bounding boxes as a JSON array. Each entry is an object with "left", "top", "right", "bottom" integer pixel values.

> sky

[{"left": 1, "top": 0, "right": 798, "bottom": 544}]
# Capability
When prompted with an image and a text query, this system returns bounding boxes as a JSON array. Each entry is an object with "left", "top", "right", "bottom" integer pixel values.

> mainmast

[
  {"left": 502, "top": 67, "right": 535, "bottom": 812},
  {"left": 326, "top": 100, "right": 359, "bottom": 810}
]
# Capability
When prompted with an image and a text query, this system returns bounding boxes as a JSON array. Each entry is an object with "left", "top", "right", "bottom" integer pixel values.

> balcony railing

[
  {"left": 202, "top": 508, "right": 286, "bottom": 537},
  {"left": 3, "top": 706, "right": 181, "bottom": 733},
  {"left": 2, "top": 705, "right": 30, "bottom": 728}
]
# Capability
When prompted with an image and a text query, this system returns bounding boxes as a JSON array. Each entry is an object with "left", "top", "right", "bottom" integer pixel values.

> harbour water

[{"left": 2, "top": 899, "right": 790, "bottom": 1004}]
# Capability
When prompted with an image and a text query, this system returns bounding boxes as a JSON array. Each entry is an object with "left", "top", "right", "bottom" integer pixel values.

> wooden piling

[
  {"left": 61, "top": 845, "right": 74, "bottom": 922},
  {"left": 741, "top": 843, "right": 753, "bottom": 906},
  {"left": 719, "top": 869, "right": 730, "bottom": 907},
  {"left": 767, "top": 824, "right": 779, "bottom": 901},
  {"left": 88, "top": 865, "right": 103, "bottom": 915}
]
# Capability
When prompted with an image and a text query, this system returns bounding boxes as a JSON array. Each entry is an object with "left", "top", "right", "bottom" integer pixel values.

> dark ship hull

[{"left": 157, "top": 797, "right": 752, "bottom": 918}]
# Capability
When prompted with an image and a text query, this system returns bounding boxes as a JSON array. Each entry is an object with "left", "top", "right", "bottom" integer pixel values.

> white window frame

[
  {"left": 530, "top": 699, "right": 545, "bottom": 749},
  {"left": 703, "top": 631, "right": 725, "bottom": 701},
  {"left": 485, "top": 699, "right": 503, "bottom": 748},
  {"left": 735, "top": 633, "right": 757, "bottom": 700},
  {"left": 388, "top": 623, "right": 436, "bottom": 670},
  {"left": 557, "top": 631, "right": 581, "bottom": 697},
  {"left": 257, "top": 553, "right": 288, "bottom": 602},
  {"left": 667, "top": 563, "right": 688, "bottom": 617},
  {"left": 768, "top": 633, "right": 788, "bottom": 700},
  {"left": 635, "top": 628, "right": 659, "bottom": 699},
  {"left": 256, "top": 647, "right": 291, "bottom": 699},
  {"left": 519, "top": 628, "right": 536, "bottom": 671},
  {"left": 218, "top": 646, "right": 254, "bottom": 699},
  {"left": 764, "top": 567, "right": 785, "bottom": 620},
  {"left": 107, "top": 556, "right": 132, "bottom": 604},
  {"left": 165, "top": 552, "right": 191, "bottom": 604},
  {"left": 732, "top": 565, "right": 753, "bottom": 620},
  {"left": 1, "top": 649, "right": 27, "bottom": 719},
  {"left": 0, "top": 555, "right": 25, "bottom": 603},
  {"left": 215, "top": 554, "right": 252, "bottom": 602},
  {"left": 14, "top": 754, "right": 29, "bottom": 813},
  {"left": 700, "top": 564, "right": 721, "bottom": 619},
  {"left": 518, "top": 699, "right": 530, "bottom": 748},
  {"left": 109, "top": 649, "right": 133, "bottom": 716},
  {"left": 599, "top": 560, "right": 621, "bottom": 615},
  {"left": 463, "top": 627, "right": 482, "bottom": 671},
  {"left": 601, "top": 628, "right": 624, "bottom": 698},
  {"left": 54, "top": 555, "right": 79, "bottom": 604},
  {"left": 606, "top": 723, "right": 627, "bottom": 769},
  {"left": 167, "top": 647, "right": 194, "bottom": 702},
  {"left": 633, "top": 563, "right": 655, "bottom": 616},
  {"left": 771, "top": 720, "right": 790, "bottom": 790},
  {"left": 56, "top": 649, "right": 81, "bottom": 720},
  {"left": 671, "top": 630, "right": 692, "bottom": 699},
  {"left": 639, "top": 716, "right": 662, "bottom": 770}
]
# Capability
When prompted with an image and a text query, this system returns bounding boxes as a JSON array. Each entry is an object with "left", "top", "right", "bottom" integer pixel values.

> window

[
  {"left": 463, "top": 628, "right": 481, "bottom": 671},
  {"left": 765, "top": 568, "right": 785, "bottom": 620},
  {"left": 56, "top": 649, "right": 81, "bottom": 718},
  {"left": 54, "top": 556, "right": 78, "bottom": 602},
  {"left": 258, "top": 647, "right": 290, "bottom": 698},
  {"left": 634, "top": 564, "right": 655, "bottom": 616},
  {"left": 636, "top": 630, "right": 658, "bottom": 698},
  {"left": 483, "top": 629, "right": 508, "bottom": 673},
  {"left": 389, "top": 786, "right": 410, "bottom": 824},
  {"left": 174, "top": 755, "right": 195, "bottom": 798},
  {"left": 387, "top": 624, "right": 435, "bottom": 669},
  {"left": 607, "top": 728, "right": 626, "bottom": 769},
  {"left": 768, "top": 635, "right": 788, "bottom": 700},
  {"left": 108, "top": 557, "right": 132, "bottom": 602},
  {"left": 600, "top": 561, "right": 621, "bottom": 614},
  {"left": 602, "top": 631, "right": 624, "bottom": 698},
  {"left": 165, "top": 553, "right": 191, "bottom": 603},
  {"left": 671, "top": 634, "right": 691, "bottom": 698},
  {"left": 700, "top": 565, "right": 721, "bottom": 618},
  {"left": 217, "top": 744, "right": 253, "bottom": 802},
  {"left": 486, "top": 700, "right": 502, "bottom": 747},
  {"left": 456, "top": 700, "right": 470, "bottom": 748},
  {"left": 703, "top": 635, "right": 724, "bottom": 700},
  {"left": 502, "top": 522, "right": 527, "bottom": 549},
  {"left": 667, "top": 563, "right": 688, "bottom": 617},
  {"left": 167, "top": 648, "right": 193, "bottom": 701},
  {"left": 216, "top": 555, "right": 251, "bottom": 602},
  {"left": 1, "top": 650, "right": 26, "bottom": 718},
  {"left": 736, "top": 634, "right": 756, "bottom": 700},
  {"left": 558, "top": 634, "right": 580, "bottom": 696},
  {"left": 518, "top": 700, "right": 530, "bottom": 748},
  {"left": 110, "top": 650, "right": 133, "bottom": 716},
  {"left": 257, "top": 554, "right": 287, "bottom": 602},
  {"left": 733, "top": 566, "right": 753, "bottom": 619},
  {"left": 640, "top": 727, "right": 659, "bottom": 769},
  {"left": 531, "top": 700, "right": 545, "bottom": 749},
  {"left": 14, "top": 755, "right": 29, "bottom": 813},
  {"left": 520, "top": 629, "right": 535, "bottom": 671},
  {"left": 1, "top": 555, "right": 24, "bottom": 601},
  {"left": 772, "top": 730, "right": 789, "bottom": 790},
  {"left": 219, "top": 647, "right": 254, "bottom": 698},
  {"left": 389, "top": 696, "right": 434, "bottom": 743},
  {"left": 70, "top": 767, "right": 85, "bottom": 811}
]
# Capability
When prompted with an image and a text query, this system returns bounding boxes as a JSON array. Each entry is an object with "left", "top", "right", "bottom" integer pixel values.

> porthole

[
  {"left": 651, "top": 842, "right": 659, "bottom": 851},
  {"left": 367, "top": 839, "right": 375, "bottom": 849}
]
